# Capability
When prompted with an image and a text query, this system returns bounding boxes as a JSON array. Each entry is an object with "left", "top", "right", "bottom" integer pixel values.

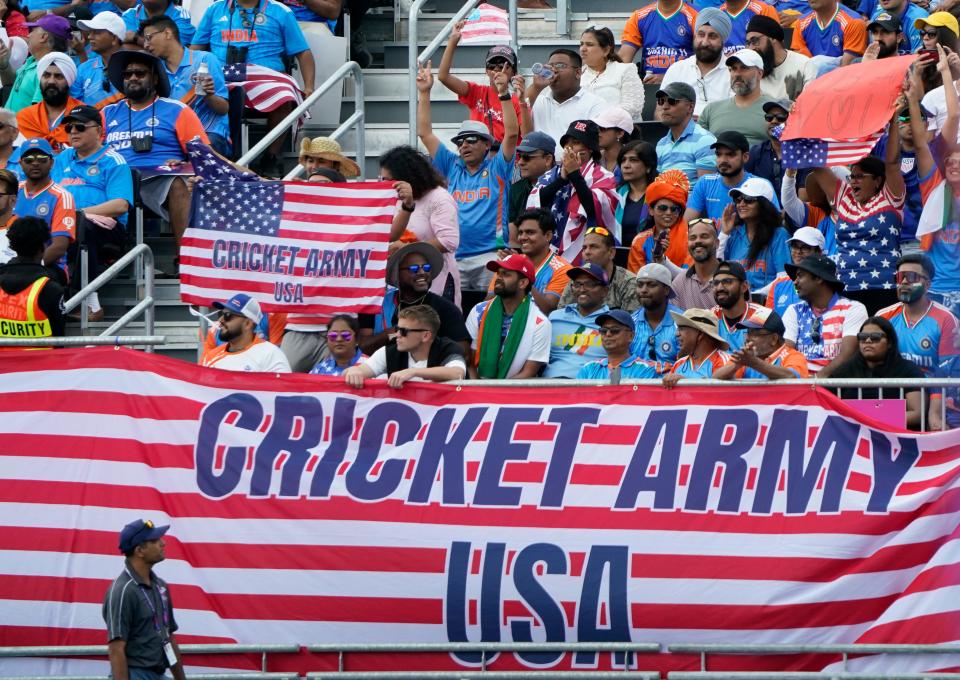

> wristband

[
  {"left": 498, "top": 93, "right": 512, "bottom": 101},
  {"left": 401, "top": 202, "right": 415, "bottom": 212}
]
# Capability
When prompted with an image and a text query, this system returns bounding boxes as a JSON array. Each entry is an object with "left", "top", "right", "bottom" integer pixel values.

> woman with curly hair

[
  {"left": 379, "top": 145, "right": 460, "bottom": 305},
  {"left": 628, "top": 169, "right": 694, "bottom": 273},
  {"left": 720, "top": 177, "right": 790, "bottom": 290}
]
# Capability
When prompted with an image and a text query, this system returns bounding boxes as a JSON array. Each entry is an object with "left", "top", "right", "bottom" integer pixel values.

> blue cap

[
  {"left": 119, "top": 519, "right": 169, "bottom": 553},
  {"left": 516, "top": 131, "right": 557, "bottom": 155},
  {"left": 20, "top": 138, "right": 55, "bottom": 158},
  {"left": 213, "top": 293, "right": 262, "bottom": 324},
  {"left": 568, "top": 262, "right": 610, "bottom": 286},
  {"left": 596, "top": 309, "right": 634, "bottom": 329}
]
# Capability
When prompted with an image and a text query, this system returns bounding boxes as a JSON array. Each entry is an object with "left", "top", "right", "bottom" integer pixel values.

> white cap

[
  {"left": 729, "top": 176, "right": 776, "bottom": 204},
  {"left": 788, "top": 226, "right": 826, "bottom": 250},
  {"left": 725, "top": 48, "right": 764, "bottom": 71},
  {"left": 213, "top": 293, "right": 263, "bottom": 325},
  {"left": 77, "top": 11, "right": 126, "bottom": 41},
  {"left": 593, "top": 106, "right": 635, "bottom": 135}
]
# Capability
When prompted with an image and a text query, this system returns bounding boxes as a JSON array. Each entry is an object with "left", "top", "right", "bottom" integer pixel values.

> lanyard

[{"left": 126, "top": 568, "right": 168, "bottom": 635}]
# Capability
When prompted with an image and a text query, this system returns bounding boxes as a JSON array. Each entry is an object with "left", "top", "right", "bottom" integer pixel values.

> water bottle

[
  {"left": 530, "top": 62, "right": 554, "bottom": 80},
  {"left": 195, "top": 60, "right": 209, "bottom": 96}
]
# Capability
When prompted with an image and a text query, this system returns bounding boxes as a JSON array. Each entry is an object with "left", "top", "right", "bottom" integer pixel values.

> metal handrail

[
  {"left": 668, "top": 675, "right": 960, "bottom": 680},
  {"left": 0, "top": 336, "right": 165, "bottom": 347},
  {"left": 407, "top": 0, "right": 482, "bottom": 147},
  {"left": 450, "top": 378, "right": 960, "bottom": 387},
  {"left": 239, "top": 61, "right": 365, "bottom": 179},
  {"left": 62, "top": 243, "right": 156, "bottom": 350},
  {"left": 307, "top": 674, "right": 660, "bottom": 679},
  {"left": 306, "top": 643, "right": 661, "bottom": 652}
]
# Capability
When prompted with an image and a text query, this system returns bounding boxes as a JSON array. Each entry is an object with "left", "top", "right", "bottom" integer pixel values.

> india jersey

[
  {"left": 764, "top": 272, "right": 800, "bottom": 315},
  {"left": 721, "top": 0, "right": 780, "bottom": 53},
  {"left": 713, "top": 302, "right": 770, "bottom": 352},
  {"left": 740, "top": 344, "right": 809, "bottom": 378},
  {"left": 16, "top": 180, "right": 76, "bottom": 270},
  {"left": 102, "top": 97, "right": 208, "bottom": 168},
  {"left": 791, "top": 6, "right": 867, "bottom": 58},
  {"left": 877, "top": 301, "right": 960, "bottom": 375},
  {"left": 671, "top": 349, "right": 731, "bottom": 378},
  {"left": 723, "top": 224, "right": 791, "bottom": 290},
  {"left": 621, "top": 3, "right": 698, "bottom": 76}
]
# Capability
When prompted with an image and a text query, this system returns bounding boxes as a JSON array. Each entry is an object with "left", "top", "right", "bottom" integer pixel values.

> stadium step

[{"left": 395, "top": 12, "right": 631, "bottom": 41}]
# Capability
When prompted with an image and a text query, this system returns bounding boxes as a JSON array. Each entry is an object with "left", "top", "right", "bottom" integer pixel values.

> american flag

[
  {"left": 782, "top": 131, "right": 886, "bottom": 169},
  {"left": 2, "top": 347, "right": 960, "bottom": 677},
  {"left": 224, "top": 63, "right": 308, "bottom": 125},
  {"left": 179, "top": 144, "right": 395, "bottom": 314}
]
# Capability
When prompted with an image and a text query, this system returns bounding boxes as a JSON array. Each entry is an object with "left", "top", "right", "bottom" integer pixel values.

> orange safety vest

[{"left": 0, "top": 277, "right": 53, "bottom": 348}]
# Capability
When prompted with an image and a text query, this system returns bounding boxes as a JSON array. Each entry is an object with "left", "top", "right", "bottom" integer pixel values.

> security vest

[{"left": 0, "top": 277, "right": 53, "bottom": 344}]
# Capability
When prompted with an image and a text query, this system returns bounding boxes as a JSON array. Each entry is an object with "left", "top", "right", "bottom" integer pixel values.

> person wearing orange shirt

[
  {"left": 16, "top": 138, "right": 75, "bottom": 274},
  {"left": 629, "top": 168, "right": 695, "bottom": 273},
  {"left": 719, "top": 0, "right": 780, "bottom": 53},
  {"left": 714, "top": 307, "right": 809, "bottom": 379},
  {"left": 16, "top": 51, "right": 82, "bottom": 151},
  {"left": 791, "top": 0, "right": 866, "bottom": 70}
]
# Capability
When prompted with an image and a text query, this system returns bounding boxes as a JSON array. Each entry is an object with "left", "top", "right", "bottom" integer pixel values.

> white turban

[{"left": 37, "top": 51, "right": 77, "bottom": 87}]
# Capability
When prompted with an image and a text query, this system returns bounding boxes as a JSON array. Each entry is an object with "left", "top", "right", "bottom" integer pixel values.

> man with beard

[
  {"left": 630, "top": 262, "right": 681, "bottom": 373},
  {"left": 746, "top": 15, "right": 815, "bottom": 101},
  {"left": 699, "top": 49, "right": 776, "bottom": 147},
  {"left": 877, "top": 254, "right": 959, "bottom": 375},
  {"left": 102, "top": 50, "right": 208, "bottom": 267},
  {"left": 496, "top": 208, "right": 571, "bottom": 316},
  {"left": 660, "top": 9, "right": 734, "bottom": 119},
  {"left": 359, "top": 242, "right": 471, "bottom": 357},
  {"left": 686, "top": 130, "right": 778, "bottom": 222},
  {"left": 717, "top": 0, "right": 780, "bottom": 53},
  {"left": 743, "top": 98, "right": 796, "bottom": 198},
  {"left": 862, "top": 13, "right": 907, "bottom": 58},
  {"left": 557, "top": 226, "right": 639, "bottom": 311},
  {"left": 654, "top": 82, "right": 717, "bottom": 187},
  {"left": 543, "top": 263, "right": 609, "bottom": 377},
  {"left": 17, "top": 52, "right": 81, "bottom": 150},
  {"left": 467, "top": 253, "right": 552, "bottom": 379},
  {"left": 672, "top": 217, "right": 720, "bottom": 309},
  {"left": 860, "top": 0, "right": 926, "bottom": 53},
  {"left": 710, "top": 259, "right": 770, "bottom": 351},
  {"left": 200, "top": 293, "right": 291, "bottom": 371},
  {"left": 16, "top": 138, "right": 75, "bottom": 274}
]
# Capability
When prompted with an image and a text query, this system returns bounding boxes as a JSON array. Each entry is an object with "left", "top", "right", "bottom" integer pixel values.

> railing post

[
  {"left": 408, "top": 0, "right": 425, "bottom": 147},
  {"left": 79, "top": 246, "right": 89, "bottom": 336},
  {"left": 556, "top": 0, "right": 569, "bottom": 38},
  {"left": 144, "top": 246, "right": 155, "bottom": 350},
  {"left": 353, "top": 63, "right": 365, "bottom": 179},
  {"left": 509, "top": 0, "right": 518, "bottom": 59}
]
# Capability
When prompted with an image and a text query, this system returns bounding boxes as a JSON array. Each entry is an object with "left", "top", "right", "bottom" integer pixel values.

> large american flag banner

[
  {"left": 179, "top": 167, "right": 395, "bottom": 314},
  {"left": 2, "top": 348, "right": 960, "bottom": 676}
]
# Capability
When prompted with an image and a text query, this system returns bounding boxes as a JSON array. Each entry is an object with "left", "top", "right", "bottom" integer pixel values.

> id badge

[{"left": 164, "top": 641, "right": 178, "bottom": 667}]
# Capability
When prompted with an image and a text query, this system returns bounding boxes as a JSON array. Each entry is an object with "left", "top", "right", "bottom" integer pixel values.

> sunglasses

[
  {"left": 585, "top": 226, "right": 611, "bottom": 237},
  {"left": 734, "top": 195, "right": 758, "bottom": 204},
  {"left": 397, "top": 327, "right": 429, "bottom": 337},
  {"left": 896, "top": 270, "right": 929, "bottom": 284},
  {"left": 848, "top": 173, "right": 876, "bottom": 181},
  {"left": 122, "top": 69, "right": 152, "bottom": 79},
  {"left": 688, "top": 217, "right": 715, "bottom": 229},
  {"left": 857, "top": 331, "right": 886, "bottom": 343},
  {"left": 517, "top": 152, "right": 545, "bottom": 162},
  {"left": 654, "top": 204, "right": 681, "bottom": 214},
  {"left": 327, "top": 330, "right": 354, "bottom": 341},
  {"left": 809, "top": 316, "right": 822, "bottom": 345},
  {"left": 454, "top": 136, "right": 484, "bottom": 147},
  {"left": 656, "top": 96, "right": 682, "bottom": 107},
  {"left": 21, "top": 154, "right": 51, "bottom": 163},
  {"left": 402, "top": 263, "right": 432, "bottom": 274},
  {"left": 65, "top": 123, "right": 96, "bottom": 133},
  {"left": 598, "top": 326, "right": 626, "bottom": 336},
  {"left": 764, "top": 113, "right": 788, "bottom": 122},
  {"left": 485, "top": 60, "right": 510, "bottom": 71},
  {"left": 219, "top": 311, "right": 238, "bottom": 321},
  {"left": 923, "top": 29, "right": 940, "bottom": 37}
]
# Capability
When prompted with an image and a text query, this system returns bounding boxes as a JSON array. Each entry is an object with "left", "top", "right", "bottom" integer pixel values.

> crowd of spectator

[{"left": 0, "top": 0, "right": 959, "bottom": 430}]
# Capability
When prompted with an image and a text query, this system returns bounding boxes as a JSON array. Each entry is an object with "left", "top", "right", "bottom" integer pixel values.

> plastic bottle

[
  {"left": 530, "top": 62, "right": 554, "bottom": 80},
  {"left": 195, "top": 60, "right": 209, "bottom": 96}
]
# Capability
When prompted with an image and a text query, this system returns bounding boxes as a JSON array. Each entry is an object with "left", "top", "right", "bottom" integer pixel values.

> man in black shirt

[{"left": 359, "top": 242, "right": 470, "bottom": 356}]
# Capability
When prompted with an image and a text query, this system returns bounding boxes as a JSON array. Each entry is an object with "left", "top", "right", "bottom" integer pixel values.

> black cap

[
  {"left": 64, "top": 105, "right": 102, "bottom": 125},
  {"left": 746, "top": 14, "right": 784, "bottom": 41},
  {"left": 559, "top": 119, "right": 600, "bottom": 155},
  {"left": 785, "top": 254, "right": 845, "bottom": 291},
  {"left": 715, "top": 260, "right": 748, "bottom": 281},
  {"left": 710, "top": 130, "right": 750, "bottom": 153},
  {"left": 868, "top": 12, "right": 901, "bottom": 32}
]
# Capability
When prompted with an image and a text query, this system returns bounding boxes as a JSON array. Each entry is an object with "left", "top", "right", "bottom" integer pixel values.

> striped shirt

[
  {"left": 782, "top": 293, "right": 868, "bottom": 373},
  {"left": 656, "top": 119, "right": 717, "bottom": 187}
]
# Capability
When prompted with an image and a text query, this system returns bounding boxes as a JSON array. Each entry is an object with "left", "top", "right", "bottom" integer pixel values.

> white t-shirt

[
  {"left": 201, "top": 339, "right": 292, "bottom": 373},
  {"left": 363, "top": 345, "right": 467, "bottom": 379},
  {"left": 660, "top": 56, "right": 732, "bottom": 118},
  {"left": 923, "top": 83, "right": 960, "bottom": 138},
  {"left": 761, "top": 50, "right": 816, "bottom": 102},
  {"left": 466, "top": 298, "right": 552, "bottom": 378},
  {"left": 531, "top": 88, "right": 608, "bottom": 157}
]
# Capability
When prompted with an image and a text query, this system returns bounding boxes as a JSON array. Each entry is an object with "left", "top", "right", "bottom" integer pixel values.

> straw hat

[
  {"left": 299, "top": 137, "right": 361, "bottom": 178},
  {"left": 669, "top": 308, "right": 729, "bottom": 349}
]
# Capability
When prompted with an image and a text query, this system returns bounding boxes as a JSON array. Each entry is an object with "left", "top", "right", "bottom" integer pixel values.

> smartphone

[{"left": 920, "top": 48, "right": 940, "bottom": 63}]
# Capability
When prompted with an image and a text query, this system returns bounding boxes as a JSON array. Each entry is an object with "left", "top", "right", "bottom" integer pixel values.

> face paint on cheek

[{"left": 898, "top": 283, "right": 926, "bottom": 303}]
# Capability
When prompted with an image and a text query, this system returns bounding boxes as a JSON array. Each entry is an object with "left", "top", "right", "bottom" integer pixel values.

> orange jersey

[{"left": 17, "top": 96, "right": 84, "bottom": 152}]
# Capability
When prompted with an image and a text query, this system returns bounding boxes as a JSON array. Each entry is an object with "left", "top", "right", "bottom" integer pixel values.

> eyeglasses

[
  {"left": 711, "top": 276, "right": 740, "bottom": 287},
  {"left": 857, "top": 331, "right": 886, "bottom": 343},
  {"left": 745, "top": 35, "right": 763, "bottom": 46},
  {"left": 123, "top": 68, "right": 152, "bottom": 79},
  {"left": 402, "top": 263, "right": 432, "bottom": 274},
  {"left": 65, "top": 123, "right": 96, "bottom": 133},
  {"left": 654, "top": 203, "right": 681, "bottom": 214},
  {"left": 397, "top": 327, "right": 429, "bottom": 337},
  {"left": 485, "top": 60, "right": 510, "bottom": 71},
  {"left": 21, "top": 155, "right": 51, "bottom": 164},
  {"left": 848, "top": 173, "right": 876, "bottom": 181},
  {"left": 454, "top": 136, "right": 484, "bottom": 147},
  {"left": 809, "top": 316, "right": 822, "bottom": 345},
  {"left": 142, "top": 30, "right": 165, "bottom": 43},
  {"left": 327, "top": 330, "right": 354, "bottom": 341},
  {"left": 546, "top": 62, "right": 572, "bottom": 70},
  {"left": 585, "top": 226, "right": 611, "bottom": 237},
  {"left": 598, "top": 326, "right": 626, "bottom": 336},
  {"left": 764, "top": 113, "right": 788, "bottom": 122},
  {"left": 734, "top": 195, "right": 758, "bottom": 204},
  {"left": 656, "top": 96, "right": 681, "bottom": 107},
  {"left": 896, "top": 270, "right": 929, "bottom": 283},
  {"left": 570, "top": 278, "right": 602, "bottom": 289},
  {"left": 517, "top": 152, "right": 545, "bottom": 162}
]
